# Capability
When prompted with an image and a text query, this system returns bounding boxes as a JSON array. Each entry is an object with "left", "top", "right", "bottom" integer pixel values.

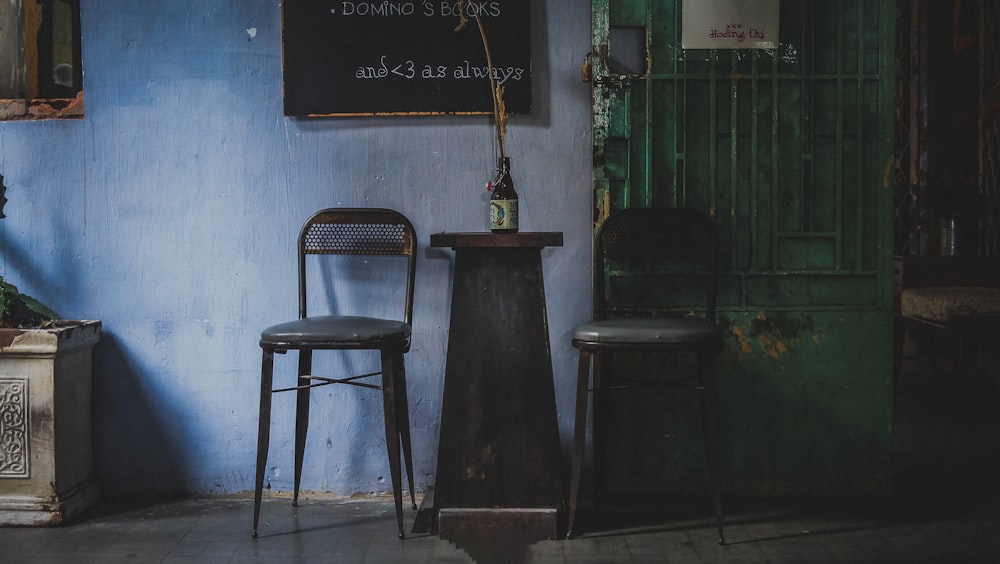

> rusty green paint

[
  {"left": 591, "top": 0, "right": 612, "bottom": 225},
  {"left": 599, "top": 311, "right": 892, "bottom": 497},
  {"left": 592, "top": 0, "right": 894, "bottom": 495}
]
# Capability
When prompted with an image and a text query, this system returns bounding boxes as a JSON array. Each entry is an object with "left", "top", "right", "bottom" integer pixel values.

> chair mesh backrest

[
  {"left": 596, "top": 207, "right": 719, "bottom": 320},
  {"left": 302, "top": 211, "right": 414, "bottom": 256},
  {"left": 297, "top": 208, "right": 416, "bottom": 322}
]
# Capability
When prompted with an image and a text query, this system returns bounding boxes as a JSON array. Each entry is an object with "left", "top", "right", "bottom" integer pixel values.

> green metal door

[{"left": 591, "top": 0, "right": 894, "bottom": 495}]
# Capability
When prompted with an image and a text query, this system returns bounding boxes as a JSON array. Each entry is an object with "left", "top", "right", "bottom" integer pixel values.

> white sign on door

[{"left": 682, "top": 0, "right": 779, "bottom": 50}]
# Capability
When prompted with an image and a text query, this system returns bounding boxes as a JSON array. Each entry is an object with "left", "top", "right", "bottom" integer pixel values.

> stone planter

[{"left": 0, "top": 321, "right": 101, "bottom": 526}]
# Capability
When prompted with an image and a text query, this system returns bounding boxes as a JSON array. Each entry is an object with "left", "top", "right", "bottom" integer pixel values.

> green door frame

[{"left": 590, "top": 0, "right": 895, "bottom": 496}]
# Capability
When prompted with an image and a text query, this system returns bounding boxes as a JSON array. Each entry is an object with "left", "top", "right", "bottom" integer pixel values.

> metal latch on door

[{"left": 581, "top": 52, "right": 632, "bottom": 91}]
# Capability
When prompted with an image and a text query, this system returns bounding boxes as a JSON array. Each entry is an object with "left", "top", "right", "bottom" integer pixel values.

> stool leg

[
  {"left": 380, "top": 350, "right": 406, "bottom": 539},
  {"left": 892, "top": 316, "right": 905, "bottom": 390},
  {"left": 592, "top": 351, "right": 609, "bottom": 511},
  {"left": 293, "top": 350, "right": 312, "bottom": 507},
  {"left": 252, "top": 349, "right": 275, "bottom": 539},
  {"left": 566, "top": 348, "right": 592, "bottom": 539},
  {"left": 698, "top": 351, "right": 725, "bottom": 545}
]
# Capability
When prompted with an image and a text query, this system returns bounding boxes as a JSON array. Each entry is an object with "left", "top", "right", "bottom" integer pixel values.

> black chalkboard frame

[{"left": 281, "top": 1, "right": 532, "bottom": 117}]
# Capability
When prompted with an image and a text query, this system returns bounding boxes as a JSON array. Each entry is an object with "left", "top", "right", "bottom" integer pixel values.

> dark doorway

[{"left": 896, "top": 0, "right": 1000, "bottom": 256}]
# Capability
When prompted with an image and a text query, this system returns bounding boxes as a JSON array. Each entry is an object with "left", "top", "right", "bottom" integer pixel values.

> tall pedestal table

[{"left": 418, "top": 232, "right": 564, "bottom": 540}]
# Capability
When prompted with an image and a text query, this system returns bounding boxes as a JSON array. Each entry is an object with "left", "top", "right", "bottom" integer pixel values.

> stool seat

[{"left": 900, "top": 286, "right": 1000, "bottom": 322}]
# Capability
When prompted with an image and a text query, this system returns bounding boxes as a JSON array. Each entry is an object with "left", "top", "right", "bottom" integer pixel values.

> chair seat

[
  {"left": 574, "top": 317, "right": 723, "bottom": 348},
  {"left": 900, "top": 286, "right": 1000, "bottom": 322},
  {"left": 261, "top": 315, "right": 410, "bottom": 346}
]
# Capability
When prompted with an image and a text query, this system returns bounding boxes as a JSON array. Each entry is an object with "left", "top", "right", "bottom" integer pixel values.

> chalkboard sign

[{"left": 282, "top": 1, "right": 532, "bottom": 117}]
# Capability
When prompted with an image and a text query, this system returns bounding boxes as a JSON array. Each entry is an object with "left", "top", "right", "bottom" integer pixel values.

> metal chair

[
  {"left": 566, "top": 207, "right": 725, "bottom": 544},
  {"left": 252, "top": 208, "right": 417, "bottom": 539}
]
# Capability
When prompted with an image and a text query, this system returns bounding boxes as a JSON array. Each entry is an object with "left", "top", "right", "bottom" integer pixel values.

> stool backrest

[{"left": 595, "top": 207, "right": 719, "bottom": 321}]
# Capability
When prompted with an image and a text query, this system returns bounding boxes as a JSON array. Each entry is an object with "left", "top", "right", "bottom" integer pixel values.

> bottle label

[{"left": 490, "top": 199, "right": 518, "bottom": 231}]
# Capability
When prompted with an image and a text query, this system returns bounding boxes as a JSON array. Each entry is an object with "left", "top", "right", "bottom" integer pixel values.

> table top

[{"left": 430, "top": 232, "right": 563, "bottom": 249}]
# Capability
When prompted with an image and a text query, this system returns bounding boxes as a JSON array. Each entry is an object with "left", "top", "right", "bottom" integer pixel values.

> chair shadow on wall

[{"left": 91, "top": 331, "right": 194, "bottom": 500}]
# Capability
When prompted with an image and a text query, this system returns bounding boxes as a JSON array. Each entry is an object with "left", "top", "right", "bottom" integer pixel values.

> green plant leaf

[
  {"left": 0, "top": 277, "right": 57, "bottom": 327},
  {"left": 20, "top": 292, "right": 57, "bottom": 321}
]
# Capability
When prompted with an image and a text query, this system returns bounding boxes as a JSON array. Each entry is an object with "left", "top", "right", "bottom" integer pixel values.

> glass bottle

[{"left": 489, "top": 157, "right": 518, "bottom": 233}]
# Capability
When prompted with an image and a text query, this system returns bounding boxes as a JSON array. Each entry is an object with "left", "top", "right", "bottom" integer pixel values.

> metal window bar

[{"left": 605, "top": 0, "right": 888, "bottom": 307}]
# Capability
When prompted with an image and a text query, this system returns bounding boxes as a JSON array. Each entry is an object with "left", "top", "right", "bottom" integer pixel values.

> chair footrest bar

[{"left": 272, "top": 371, "right": 384, "bottom": 393}]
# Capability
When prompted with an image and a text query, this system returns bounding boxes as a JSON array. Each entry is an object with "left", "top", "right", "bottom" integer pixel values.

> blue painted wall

[{"left": 0, "top": 1, "right": 593, "bottom": 497}]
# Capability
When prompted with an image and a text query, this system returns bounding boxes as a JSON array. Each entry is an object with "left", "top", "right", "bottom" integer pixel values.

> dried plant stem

[
  {"left": 474, "top": 15, "right": 508, "bottom": 157},
  {"left": 456, "top": 1, "right": 508, "bottom": 158}
]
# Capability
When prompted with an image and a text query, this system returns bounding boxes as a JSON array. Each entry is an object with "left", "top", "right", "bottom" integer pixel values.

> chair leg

[
  {"left": 566, "top": 348, "right": 592, "bottom": 539},
  {"left": 392, "top": 353, "right": 417, "bottom": 510},
  {"left": 293, "top": 350, "right": 313, "bottom": 507},
  {"left": 697, "top": 351, "right": 725, "bottom": 545},
  {"left": 252, "top": 349, "right": 276, "bottom": 539},
  {"left": 380, "top": 350, "right": 406, "bottom": 539}
]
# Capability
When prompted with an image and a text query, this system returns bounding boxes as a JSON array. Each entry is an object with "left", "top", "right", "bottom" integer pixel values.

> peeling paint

[
  {"left": 720, "top": 313, "right": 818, "bottom": 360},
  {"left": 749, "top": 312, "right": 814, "bottom": 340},
  {"left": 0, "top": 91, "right": 83, "bottom": 120},
  {"left": 757, "top": 333, "right": 789, "bottom": 359},
  {"left": 747, "top": 313, "right": 815, "bottom": 359},
  {"left": 0, "top": 329, "right": 25, "bottom": 349},
  {"left": 882, "top": 154, "right": 894, "bottom": 189},
  {"left": 727, "top": 324, "right": 754, "bottom": 356}
]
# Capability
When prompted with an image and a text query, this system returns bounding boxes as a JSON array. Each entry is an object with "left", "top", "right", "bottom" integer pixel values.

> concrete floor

[{"left": 2, "top": 356, "right": 999, "bottom": 563}]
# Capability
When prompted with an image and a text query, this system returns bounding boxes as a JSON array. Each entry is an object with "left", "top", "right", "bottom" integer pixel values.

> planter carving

[{"left": 0, "top": 320, "right": 101, "bottom": 526}]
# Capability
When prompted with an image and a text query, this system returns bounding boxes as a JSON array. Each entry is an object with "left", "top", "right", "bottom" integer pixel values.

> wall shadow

[{"left": 91, "top": 331, "right": 193, "bottom": 497}]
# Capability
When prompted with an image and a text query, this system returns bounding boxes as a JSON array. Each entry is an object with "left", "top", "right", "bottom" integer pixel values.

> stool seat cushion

[
  {"left": 261, "top": 315, "right": 410, "bottom": 345},
  {"left": 900, "top": 286, "right": 1000, "bottom": 322},
  {"left": 574, "top": 316, "right": 722, "bottom": 347}
]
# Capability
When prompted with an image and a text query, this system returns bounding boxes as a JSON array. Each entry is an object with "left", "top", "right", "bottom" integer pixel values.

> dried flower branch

[
  {"left": 454, "top": 12, "right": 468, "bottom": 32},
  {"left": 457, "top": 0, "right": 508, "bottom": 158}
]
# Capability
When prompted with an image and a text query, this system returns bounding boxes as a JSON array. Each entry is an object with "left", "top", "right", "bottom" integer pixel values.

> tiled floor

[{"left": 2, "top": 357, "right": 1000, "bottom": 563}]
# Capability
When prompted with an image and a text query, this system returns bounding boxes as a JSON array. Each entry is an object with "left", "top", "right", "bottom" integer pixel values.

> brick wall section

[{"left": 0, "top": 92, "right": 83, "bottom": 120}]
